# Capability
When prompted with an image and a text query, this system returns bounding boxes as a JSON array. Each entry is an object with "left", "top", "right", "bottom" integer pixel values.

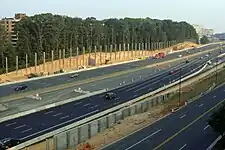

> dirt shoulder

[{"left": 0, "top": 42, "right": 199, "bottom": 83}]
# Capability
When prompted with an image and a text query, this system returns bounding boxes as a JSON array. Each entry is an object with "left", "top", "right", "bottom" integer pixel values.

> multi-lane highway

[
  {"left": 0, "top": 50, "right": 221, "bottom": 143},
  {"left": 0, "top": 43, "right": 220, "bottom": 97},
  {"left": 0, "top": 44, "right": 223, "bottom": 118},
  {"left": 102, "top": 84, "right": 225, "bottom": 150}
]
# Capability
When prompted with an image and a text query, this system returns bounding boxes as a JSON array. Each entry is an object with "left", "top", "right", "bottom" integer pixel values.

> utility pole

[{"left": 178, "top": 68, "right": 182, "bottom": 105}]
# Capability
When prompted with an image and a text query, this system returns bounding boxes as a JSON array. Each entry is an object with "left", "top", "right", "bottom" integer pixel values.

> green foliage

[
  {"left": 208, "top": 103, "right": 225, "bottom": 136},
  {"left": 200, "top": 36, "right": 210, "bottom": 44},
  {"left": 1, "top": 14, "right": 198, "bottom": 73}
]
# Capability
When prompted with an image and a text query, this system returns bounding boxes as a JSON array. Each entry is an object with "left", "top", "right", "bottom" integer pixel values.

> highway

[
  {"left": 0, "top": 43, "right": 221, "bottom": 97},
  {"left": 0, "top": 45, "right": 223, "bottom": 116},
  {"left": 0, "top": 51, "right": 220, "bottom": 143},
  {"left": 102, "top": 85, "right": 225, "bottom": 150}
]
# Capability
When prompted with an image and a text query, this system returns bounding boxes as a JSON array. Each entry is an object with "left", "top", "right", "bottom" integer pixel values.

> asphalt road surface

[
  {"left": 102, "top": 85, "right": 225, "bottom": 150},
  {"left": 0, "top": 43, "right": 221, "bottom": 97},
  {"left": 0, "top": 49, "right": 222, "bottom": 117},
  {"left": 0, "top": 54, "right": 218, "bottom": 143}
]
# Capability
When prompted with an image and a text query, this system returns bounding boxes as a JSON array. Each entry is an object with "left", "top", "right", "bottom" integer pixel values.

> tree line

[{"left": 0, "top": 13, "right": 198, "bottom": 73}]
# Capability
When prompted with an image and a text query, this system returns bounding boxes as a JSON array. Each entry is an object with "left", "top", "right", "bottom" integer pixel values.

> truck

[{"left": 152, "top": 52, "right": 165, "bottom": 59}]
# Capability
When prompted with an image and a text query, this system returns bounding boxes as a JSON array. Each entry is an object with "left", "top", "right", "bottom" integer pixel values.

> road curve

[
  {"left": 0, "top": 43, "right": 221, "bottom": 97},
  {"left": 0, "top": 52, "right": 219, "bottom": 142}
]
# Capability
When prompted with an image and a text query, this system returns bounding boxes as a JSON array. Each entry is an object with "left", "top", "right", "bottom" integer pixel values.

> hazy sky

[{"left": 1, "top": 0, "right": 224, "bottom": 33}]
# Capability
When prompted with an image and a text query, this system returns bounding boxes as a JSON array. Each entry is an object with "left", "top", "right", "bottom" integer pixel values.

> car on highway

[
  {"left": 0, "top": 138, "right": 22, "bottom": 150},
  {"left": 14, "top": 84, "right": 28, "bottom": 91},
  {"left": 168, "top": 70, "right": 175, "bottom": 75},
  {"left": 205, "top": 54, "right": 209, "bottom": 57},
  {"left": 185, "top": 59, "right": 190, "bottom": 63},
  {"left": 220, "top": 50, "right": 223, "bottom": 54},
  {"left": 178, "top": 54, "right": 182, "bottom": 58},
  {"left": 105, "top": 92, "right": 117, "bottom": 100},
  {"left": 69, "top": 73, "right": 79, "bottom": 78}
]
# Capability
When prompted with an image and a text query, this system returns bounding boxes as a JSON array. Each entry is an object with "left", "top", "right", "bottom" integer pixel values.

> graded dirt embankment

[{"left": 0, "top": 42, "right": 199, "bottom": 83}]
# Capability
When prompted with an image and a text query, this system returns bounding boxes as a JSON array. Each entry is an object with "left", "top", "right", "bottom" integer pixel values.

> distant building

[
  {"left": 0, "top": 13, "right": 26, "bottom": 46},
  {"left": 192, "top": 24, "right": 214, "bottom": 38}
]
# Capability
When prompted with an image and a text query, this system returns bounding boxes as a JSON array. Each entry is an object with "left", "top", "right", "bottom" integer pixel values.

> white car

[
  {"left": 70, "top": 74, "right": 79, "bottom": 78},
  {"left": 178, "top": 55, "right": 182, "bottom": 58}
]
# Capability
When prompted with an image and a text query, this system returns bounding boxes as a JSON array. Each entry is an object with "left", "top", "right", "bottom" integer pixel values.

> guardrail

[
  {"left": 0, "top": 89, "right": 106, "bottom": 123},
  {"left": 0, "top": 43, "right": 219, "bottom": 87},
  {"left": 11, "top": 62, "right": 208, "bottom": 150}
]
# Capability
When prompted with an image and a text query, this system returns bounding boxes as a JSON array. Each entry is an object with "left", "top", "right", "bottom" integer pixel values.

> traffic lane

[
  {"left": 0, "top": 59, "right": 201, "bottom": 140},
  {"left": 160, "top": 113, "right": 218, "bottom": 150},
  {"left": 0, "top": 44, "right": 219, "bottom": 97},
  {"left": 0, "top": 52, "right": 219, "bottom": 141},
  {"left": 134, "top": 87, "right": 225, "bottom": 150},
  {"left": 102, "top": 83, "right": 225, "bottom": 150},
  {"left": 0, "top": 59, "right": 186, "bottom": 118},
  {"left": 0, "top": 66, "right": 161, "bottom": 116}
]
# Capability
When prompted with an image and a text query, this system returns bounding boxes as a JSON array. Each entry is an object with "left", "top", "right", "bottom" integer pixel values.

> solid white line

[
  {"left": 180, "top": 114, "right": 186, "bottom": 119},
  {"left": 21, "top": 109, "right": 100, "bottom": 140},
  {"left": 133, "top": 84, "right": 151, "bottom": 93},
  {"left": 6, "top": 122, "right": 16, "bottom": 127},
  {"left": 14, "top": 124, "right": 26, "bottom": 129},
  {"left": 83, "top": 103, "right": 90, "bottom": 107},
  {"left": 125, "top": 129, "right": 162, "bottom": 150},
  {"left": 53, "top": 113, "right": 63, "bottom": 117},
  {"left": 44, "top": 111, "right": 54, "bottom": 114},
  {"left": 21, "top": 128, "right": 32, "bottom": 133},
  {"left": 60, "top": 115, "right": 70, "bottom": 120},
  {"left": 206, "top": 135, "right": 222, "bottom": 150},
  {"left": 204, "top": 125, "right": 210, "bottom": 130},
  {"left": 133, "top": 94, "right": 138, "bottom": 98},
  {"left": 199, "top": 104, "right": 204, "bottom": 107},
  {"left": 178, "top": 144, "right": 187, "bottom": 150}
]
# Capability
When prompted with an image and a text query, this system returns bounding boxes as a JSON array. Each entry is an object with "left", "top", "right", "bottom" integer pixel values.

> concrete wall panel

[
  {"left": 89, "top": 120, "right": 98, "bottom": 137},
  {"left": 130, "top": 105, "right": 136, "bottom": 115},
  {"left": 142, "top": 101, "right": 148, "bottom": 112},
  {"left": 122, "top": 107, "right": 130, "bottom": 118},
  {"left": 55, "top": 132, "right": 67, "bottom": 150},
  {"left": 79, "top": 124, "right": 89, "bottom": 143},
  {"left": 107, "top": 113, "right": 116, "bottom": 128},
  {"left": 98, "top": 117, "right": 107, "bottom": 132},
  {"left": 68, "top": 128, "right": 79, "bottom": 149},
  {"left": 115, "top": 110, "right": 123, "bottom": 121}
]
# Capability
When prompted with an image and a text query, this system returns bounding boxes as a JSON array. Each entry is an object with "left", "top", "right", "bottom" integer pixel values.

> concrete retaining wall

[{"left": 37, "top": 92, "right": 168, "bottom": 150}]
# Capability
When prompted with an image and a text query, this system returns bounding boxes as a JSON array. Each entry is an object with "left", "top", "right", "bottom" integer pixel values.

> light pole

[{"left": 178, "top": 68, "right": 182, "bottom": 105}]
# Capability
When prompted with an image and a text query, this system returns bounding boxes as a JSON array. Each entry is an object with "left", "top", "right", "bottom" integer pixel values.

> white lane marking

[
  {"left": 21, "top": 128, "right": 32, "bottom": 133},
  {"left": 6, "top": 122, "right": 16, "bottom": 127},
  {"left": 14, "top": 124, "right": 26, "bottom": 129},
  {"left": 94, "top": 105, "right": 99, "bottom": 108},
  {"left": 53, "top": 113, "right": 63, "bottom": 117},
  {"left": 133, "top": 94, "right": 138, "bottom": 98},
  {"left": 60, "top": 115, "right": 70, "bottom": 120},
  {"left": 204, "top": 125, "right": 210, "bottom": 130},
  {"left": 178, "top": 144, "right": 187, "bottom": 150},
  {"left": 199, "top": 104, "right": 204, "bottom": 107},
  {"left": 180, "top": 114, "right": 186, "bottom": 119},
  {"left": 83, "top": 103, "right": 91, "bottom": 107},
  {"left": 44, "top": 111, "right": 54, "bottom": 115},
  {"left": 74, "top": 102, "right": 82, "bottom": 106},
  {"left": 91, "top": 84, "right": 96, "bottom": 86},
  {"left": 125, "top": 129, "right": 162, "bottom": 150},
  {"left": 21, "top": 109, "right": 100, "bottom": 140},
  {"left": 213, "top": 96, "right": 216, "bottom": 98},
  {"left": 133, "top": 84, "right": 150, "bottom": 93}
]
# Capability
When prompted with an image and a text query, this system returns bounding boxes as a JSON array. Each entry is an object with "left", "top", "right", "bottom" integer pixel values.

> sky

[{"left": 1, "top": 0, "right": 225, "bottom": 33}]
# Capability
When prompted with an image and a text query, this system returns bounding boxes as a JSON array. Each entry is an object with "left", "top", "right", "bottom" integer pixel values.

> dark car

[
  {"left": 185, "top": 59, "right": 190, "bottom": 63},
  {"left": 14, "top": 85, "right": 28, "bottom": 91},
  {"left": 0, "top": 138, "right": 21, "bottom": 149},
  {"left": 105, "top": 92, "right": 116, "bottom": 100}
]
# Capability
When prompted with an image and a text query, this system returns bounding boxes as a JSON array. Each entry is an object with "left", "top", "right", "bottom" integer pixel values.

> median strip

[{"left": 0, "top": 46, "right": 222, "bottom": 103}]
